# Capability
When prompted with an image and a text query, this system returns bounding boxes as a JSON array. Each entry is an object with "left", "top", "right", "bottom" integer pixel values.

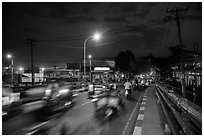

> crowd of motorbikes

[
  {"left": 2, "top": 82, "right": 78, "bottom": 135},
  {"left": 3, "top": 79, "right": 149, "bottom": 134},
  {"left": 88, "top": 83, "right": 125, "bottom": 121}
]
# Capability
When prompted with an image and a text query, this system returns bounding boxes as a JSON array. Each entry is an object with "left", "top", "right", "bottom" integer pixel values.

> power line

[{"left": 32, "top": 18, "right": 168, "bottom": 44}]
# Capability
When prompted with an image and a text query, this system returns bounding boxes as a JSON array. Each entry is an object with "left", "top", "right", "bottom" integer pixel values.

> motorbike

[
  {"left": 92, "top": 92, "right": 125, "bottom": 121},
  {"left": 125, "top": 89, "right": 131, "bottom": 99},
  {"left": 42, "top": 83, "right": 78, "bottom": 112}
]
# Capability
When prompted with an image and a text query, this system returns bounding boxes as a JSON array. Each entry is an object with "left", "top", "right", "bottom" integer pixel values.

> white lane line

[
  {"left": 143, "top": 98, "right": 147, "bottom": 101},
  {"left": 73, "top": 101, "right": 92, "bottom": 109},
  {"left": 137, "top": 114, "right": 144, "bottom": 120},
  {"left": 140, "top": 107, "right": 145, "bottom": 111},
  {"left": 122, "top": 92, "right": 144, "bottom": 135},
  {"left": 133, "top": 126, "right": 142, "bottom": 135},
  {"left": 141, "top": 101, "right": 146, "bottom": 105}
]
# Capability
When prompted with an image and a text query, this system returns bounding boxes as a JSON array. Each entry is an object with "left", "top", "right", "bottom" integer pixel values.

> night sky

[{"left": 2, "top": 2, "right": 202, "bottom": 69}]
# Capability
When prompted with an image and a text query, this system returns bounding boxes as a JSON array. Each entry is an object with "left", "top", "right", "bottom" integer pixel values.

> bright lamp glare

[
  {"left": 7, "top": 54, "right": 12, "bottom": 58},
  {"left": 88, "top": 55, "right": 92, "bottom": 59},
  {"left": 19, "top": 67, "right": 23, "bottom": 71},
  {"left": 93, "top": 33, "right": 101, "bottom": 41}
]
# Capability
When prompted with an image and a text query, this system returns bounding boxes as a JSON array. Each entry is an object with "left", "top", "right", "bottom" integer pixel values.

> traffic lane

[
  {"left": 73, "top": 91, "right": 89, "bottom": 106},
  {"left": 2, "top": 91, "right": 87, "bottom": 134},
  {"left": 47, "top": 89, "right": 143, "bottom": 135}
]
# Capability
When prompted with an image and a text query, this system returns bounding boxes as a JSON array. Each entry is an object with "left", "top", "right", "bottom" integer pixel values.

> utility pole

[
  {"left": 193, "top": 42, "right": 198, "bottom": 91},
  {"left": 167, "top": 7, "right": 189, "bottom": 98},
  {"left": 27, "top": 39, "right": 35, "bottom": 86}
]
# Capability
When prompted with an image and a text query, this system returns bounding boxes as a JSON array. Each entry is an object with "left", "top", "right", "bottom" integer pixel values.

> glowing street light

[
  {"left": 19, "top": 67, "right": 23, "bottom": 71},
  {"left": 7, "top": 54, "right": 12, "bottom": 58},
  {"left": 88, "top": 55, "right": 92, "bottom": 59},
  {"left": 92, "top": 33, "right": 101, "bottom": 41},
  {"left": 83, "top": 32, "right": 101, "bottom": 85},
  {"left": 7, "top": 54, "right": 14, "bottom": 84}
]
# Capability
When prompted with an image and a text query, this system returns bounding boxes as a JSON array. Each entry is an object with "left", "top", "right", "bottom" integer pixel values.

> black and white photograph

[{"left": 1, "top": 0, "right": 202, "bottom": 135}]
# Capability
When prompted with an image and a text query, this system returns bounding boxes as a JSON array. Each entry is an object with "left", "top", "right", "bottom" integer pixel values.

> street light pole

[
  {"left": 83, "top": 37, "right": 91, "bottom": 85},
  {"left": 7, "top": 54, "right": 14, "bottom": 85},
  {"left": 83, "top": 32, "right": 101, "bottom": 86},
  {"left": 11, "top": 59, "right": 14, "bottom": 85},
  {"left": 88, "top": 55, "right": 92, "bottom": 83}
]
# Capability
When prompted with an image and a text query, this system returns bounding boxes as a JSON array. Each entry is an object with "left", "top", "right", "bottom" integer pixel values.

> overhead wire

[{"left": 168, "top": 2, "right": 192, "bottom": 47}]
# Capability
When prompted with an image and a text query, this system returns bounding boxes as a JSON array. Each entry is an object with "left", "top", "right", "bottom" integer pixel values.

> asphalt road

[
  {"left": 46, "top": 84, "right": 145, "bottom": 135},
  {"left": 2, "top": 84, "right": 147, "bottom": 135}
]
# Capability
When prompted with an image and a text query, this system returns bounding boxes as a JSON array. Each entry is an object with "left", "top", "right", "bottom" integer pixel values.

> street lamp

[
  {"left": 83, "top": 32, "right": 101, "bottom": 85},
  {"left": 19, "top": 67, "right": 24, "bottom": 84},
  {"left": 7, "top": 54, "right": 14, "bottom": 85},
  {"left": 19, "top": 67, "right": 23, "bottom": 71},
  {"left": 88, "top": 55, "right": 92, "bottom": 83}
]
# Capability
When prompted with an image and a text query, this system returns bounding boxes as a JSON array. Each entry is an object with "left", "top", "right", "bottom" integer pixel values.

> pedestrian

[{"left": 124, "top": 79, "right": 132, "bottom": 99}]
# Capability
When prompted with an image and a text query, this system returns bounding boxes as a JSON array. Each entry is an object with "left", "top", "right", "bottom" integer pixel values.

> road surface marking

[
  {"left": 73, "top": 101, "right": 92, "bottom": 110},
  {"left": 140, "top": 107, "right": 145, "bottom": 111},
  {"left": 133, "top": 126, "right": 142, "bottom": 135},
  {"left": 137, "top": 114, "right": 144, "bottom": 120},
  {"left": 132, "top": 92, "right": 147, "bottom": 135},
  {"left": 141, "top": 101, "right": 146, "bottom": 105},
  {"left": 122, "top": 92, "right": 144, "bottom": 135}
]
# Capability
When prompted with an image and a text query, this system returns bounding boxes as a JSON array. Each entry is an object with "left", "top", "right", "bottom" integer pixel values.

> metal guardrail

[
  {"left": 163, "top": 84, "right": 197, "bottom": 103},
  {"left": 155, "top": 90, "right": 178, "bottom": 134},
  {"left": 155, "top": 85, "right": 202, "bottom": 135}
]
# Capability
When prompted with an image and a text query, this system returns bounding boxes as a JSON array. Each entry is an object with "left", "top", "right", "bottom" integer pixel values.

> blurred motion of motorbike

[
  {"left": 2, "top": 82, "right": 78, "bottom": 135},
  {"left": 41, "top": 83, "right": 78, "bottom": 112},
  {"left": 92, "top": 91, "right": 125, "bottom": 121}
]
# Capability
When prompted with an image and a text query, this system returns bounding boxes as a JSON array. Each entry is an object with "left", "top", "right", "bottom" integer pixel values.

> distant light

[
  {"left": 42, "top": 68, "right": 45, "bottom": 71},
  {"left": 88, "top": 55, "right": 92, "bottom": 59},
  {"left": 19, "top": 67, "right": 23, "bottom": 71},
  {"left": 7, "top": 54, "right": 12, "bottom": 59},
  {"left": 94, "top": 67, "right": 110, "bottom": 71},
  {"left": 92, "top": 33, "right": 101, "bottom": 41}
]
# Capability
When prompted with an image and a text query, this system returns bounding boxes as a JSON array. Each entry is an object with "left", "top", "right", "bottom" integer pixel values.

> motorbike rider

[{"left": 124, "top": 79, "right": 132, "bottom": 99}]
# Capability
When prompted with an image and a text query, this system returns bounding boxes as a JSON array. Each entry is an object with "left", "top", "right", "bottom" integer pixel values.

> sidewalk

[{"left": 133, "top": 86, "right": 164, "bottom": 135}]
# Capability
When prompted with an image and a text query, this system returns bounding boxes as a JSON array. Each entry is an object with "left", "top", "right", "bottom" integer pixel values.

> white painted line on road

[
  {"left": 143, "top": 98, "right": 147, "bottom": 101},
  {"left": 137, "top": 114, "right": 144, "bottom": 120},
  {"left": 140, "top": 107, "right": 145, "bottom": 111},
  {"left": 141, "top": 101, "right": 146, "bottom": 105},
  {"left": 122, "top": 92, "right": 144, "bottom": 135},
  {"left": 73, "top": 101, "right": 92, "bottom": 110},
  {"left": 133, "top": 126, "right": 142, "bottom": 135}
]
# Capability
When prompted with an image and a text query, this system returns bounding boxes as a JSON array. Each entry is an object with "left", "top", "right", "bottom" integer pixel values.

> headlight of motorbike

[
  {"left": 45, "top": 89, "right": 51, "bottom": 95},
  {"left": 58, "top": 89, "right": 69, "bottom": 94},
  {"left": 73, "top": 94, "right": 78, "bottom": 97}
]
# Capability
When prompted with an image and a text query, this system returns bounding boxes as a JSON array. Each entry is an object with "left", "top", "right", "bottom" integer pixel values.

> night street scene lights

[
  {"left": 7, "top": 54, "right": 14, "bottom": 84},
  {"left": 88, "top": 55, "right": 92, "bottom": 82},
  {"left": 83, "top": 32, "right": 101, "bottom": 85}
]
